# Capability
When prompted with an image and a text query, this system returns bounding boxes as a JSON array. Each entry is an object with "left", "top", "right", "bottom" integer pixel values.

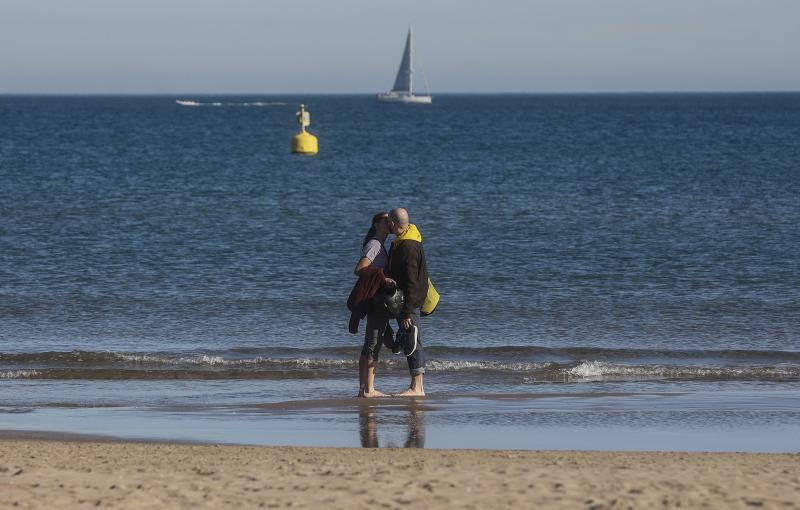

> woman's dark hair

[{"left": 362, "top": 211, "right": 389, "bottom": 247}]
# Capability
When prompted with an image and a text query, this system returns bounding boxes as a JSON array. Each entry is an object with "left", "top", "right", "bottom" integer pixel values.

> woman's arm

[
  {"left": 354, "top": 257, "right": 371, "bottom": 275},
  {"left": 354, "top": 256, "right": 396, "bottom": 286}
]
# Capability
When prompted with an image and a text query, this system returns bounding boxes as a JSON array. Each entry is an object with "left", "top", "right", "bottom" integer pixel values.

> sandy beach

[{"left": 1, "top": 437, "right": 798, "bottom": 509}]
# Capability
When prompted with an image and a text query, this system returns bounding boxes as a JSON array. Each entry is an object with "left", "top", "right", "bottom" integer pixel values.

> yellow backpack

[{"left": 421, "top": 279, "right": 440, "bottom": 316}]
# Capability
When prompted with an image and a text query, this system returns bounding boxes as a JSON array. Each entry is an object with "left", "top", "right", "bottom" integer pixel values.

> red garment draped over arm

[{"left": 347, "top": 267, "right": 386, "bottom": 334}]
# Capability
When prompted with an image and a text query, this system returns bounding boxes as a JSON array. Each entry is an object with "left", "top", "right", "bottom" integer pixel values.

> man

[{"left": 386, "top": 207, "right": 428, "bottom": 396}]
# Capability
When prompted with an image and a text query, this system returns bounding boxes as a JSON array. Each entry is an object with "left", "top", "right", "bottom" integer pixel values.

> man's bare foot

[
  {"left": 360, "top": 389, "right": 388, "bottom": 398},
  {"left": 394, "top": 388, "right": 425, "bottom": 397}
]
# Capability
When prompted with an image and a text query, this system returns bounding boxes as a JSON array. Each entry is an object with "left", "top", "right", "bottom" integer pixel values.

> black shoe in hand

[
  {"left": 391, "top": 332, "right": 403, "bottom": 355},
  {"left": 395, "top": 325, "right": 418, "bottom": 356},
  {"left": 382, "top": 324, "right": 395, "bottom": 350}
]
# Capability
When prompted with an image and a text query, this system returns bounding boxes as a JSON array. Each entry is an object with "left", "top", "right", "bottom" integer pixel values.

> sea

[{"left": 1, "top": 94, "right": 798, "bottom": 451}]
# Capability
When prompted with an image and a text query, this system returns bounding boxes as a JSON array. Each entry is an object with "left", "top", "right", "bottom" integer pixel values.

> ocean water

[{"left": 1, "top": 94, "right": 798, "bottom": 450}]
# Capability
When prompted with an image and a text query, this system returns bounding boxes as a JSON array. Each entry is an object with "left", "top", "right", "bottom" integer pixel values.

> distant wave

[
  {"left": 0, "top": 350, "right": 357, "bottom": 368},
  {"left": 423, "top": 346, "right": 800, "bottom": 363},
  {"left": 1, "top": 349, "right": 798, "bottom": 382},
  {"left": 3, "top": 347, "right": 799, "bottom": 365},
  {"left": 175, "top": 99, "right": 288, "bottom": 107},
  {"left": 221, "top": 345, "right": 800, "bottom": 363},
  {"left": 0, "top": 368, "right": 332, "bottom": 381}
]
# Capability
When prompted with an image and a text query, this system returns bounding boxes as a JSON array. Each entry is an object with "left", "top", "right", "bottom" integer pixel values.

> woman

[{"left": 353, "top": 211, "right": 394, "bottom": 397}]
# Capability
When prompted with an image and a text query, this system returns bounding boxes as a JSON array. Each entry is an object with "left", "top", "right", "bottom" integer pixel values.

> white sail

[
  {"left": 378, "top": 26, "right": 431, "bottom": 104},
  {"left": 391, "top": 29, "right": 413, "bottom": 94}
]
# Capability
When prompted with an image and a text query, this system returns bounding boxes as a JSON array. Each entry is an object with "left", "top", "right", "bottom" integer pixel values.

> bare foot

[
  {"left": 393, "top": 388, "right": 425, "bottom": 397},
  {"left": 360, "top": 389, "right": 388, "bottom": 398}
]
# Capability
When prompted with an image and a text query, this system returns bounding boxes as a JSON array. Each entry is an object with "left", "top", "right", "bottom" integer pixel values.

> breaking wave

[
  {"left": 1, "top": 348, "right": 798, "bottom": 382},
  {"left": 561, "top": 360, "right": 800, "bottom": 381},
  {"left": 0, "top": 369, "right": 41, "bottom": 379}
]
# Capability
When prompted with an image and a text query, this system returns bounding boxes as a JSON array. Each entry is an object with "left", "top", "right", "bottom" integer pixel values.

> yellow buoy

[
  {"left": 292, "top": 131, "right": 318, "bottom": 155},
  {"left": 291, "top": 104, "right": 318, "bottom": 155}
]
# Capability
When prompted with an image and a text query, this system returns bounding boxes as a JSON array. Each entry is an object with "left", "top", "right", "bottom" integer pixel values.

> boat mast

[{"left": 408, "top": 26, "right": 414, "bottom": 96}]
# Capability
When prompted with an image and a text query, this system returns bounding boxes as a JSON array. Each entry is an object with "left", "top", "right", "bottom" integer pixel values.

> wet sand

[{"left": 1, "top": 437, "right": 798, "bottom": 509}]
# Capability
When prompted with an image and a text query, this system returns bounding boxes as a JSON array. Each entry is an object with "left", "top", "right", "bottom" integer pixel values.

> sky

[{"left": 1, "top": 0, "right": 799, "bottom": 94}]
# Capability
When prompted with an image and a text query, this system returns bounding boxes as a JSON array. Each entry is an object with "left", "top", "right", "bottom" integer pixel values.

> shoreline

[
  {"left": 2, "top": 387, "right": 799, "bottom": 452},
  {"left": 0, "top": 429, "right": 209, "bottom": 445},
  {"left": 1, "top": 438, "right": 798, "bottom": 509}
]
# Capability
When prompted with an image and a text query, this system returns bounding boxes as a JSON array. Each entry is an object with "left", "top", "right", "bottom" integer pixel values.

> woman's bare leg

[{"left": 364, "top": 360, "right": 386, "bottom": 397}]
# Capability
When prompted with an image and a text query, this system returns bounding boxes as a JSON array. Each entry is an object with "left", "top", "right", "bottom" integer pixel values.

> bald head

[
  {"left": 389, "top": 208, "right": 409, "bottom": 226},
  {"left": 388, "top": 208, "right": 410, "bottom": 235}
]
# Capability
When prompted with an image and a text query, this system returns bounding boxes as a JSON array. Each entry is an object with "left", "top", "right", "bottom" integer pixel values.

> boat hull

[{"left": 377, "top": 93, "right": 432, "bottom": 104}]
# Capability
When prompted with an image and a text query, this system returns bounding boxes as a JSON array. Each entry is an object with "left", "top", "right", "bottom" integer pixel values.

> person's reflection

[
  {"left": 358, "top": 402, "right": 425, "bottom": 448},
  {"left": 403, "top": 403, "right": 425, "bottom": 448},
  {"left": 359, "top": 407, "right": 379, "bottom": 448}
]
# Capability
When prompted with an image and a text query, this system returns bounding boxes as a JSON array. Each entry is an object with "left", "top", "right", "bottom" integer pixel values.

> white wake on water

[{"left": 175, "top": 99, "right": 288, "bottom": 107}]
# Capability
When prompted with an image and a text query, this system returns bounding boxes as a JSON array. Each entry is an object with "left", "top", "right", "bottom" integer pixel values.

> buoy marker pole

[{"left": 291, "top": 103, "right": 318, "bottom": 155}]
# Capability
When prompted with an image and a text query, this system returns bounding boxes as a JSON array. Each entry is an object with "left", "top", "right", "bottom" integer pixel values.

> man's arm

[{"left": 400, "top": 244, "right": 423, "bottom": 318}]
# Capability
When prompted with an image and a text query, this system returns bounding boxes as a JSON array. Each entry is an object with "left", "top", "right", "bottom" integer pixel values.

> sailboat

[{"left": 377, "top": 27, "right": 432, "bottom": 104}]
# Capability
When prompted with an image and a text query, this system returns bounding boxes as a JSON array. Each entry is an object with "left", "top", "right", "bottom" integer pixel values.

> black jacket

[{"left": 388, "top": 237, "right": 429, "bottom": 318}]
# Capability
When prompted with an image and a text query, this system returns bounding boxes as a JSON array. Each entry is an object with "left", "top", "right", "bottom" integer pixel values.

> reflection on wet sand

[{"left": 359, "top": 402, "right": 425, "bottom": 448}]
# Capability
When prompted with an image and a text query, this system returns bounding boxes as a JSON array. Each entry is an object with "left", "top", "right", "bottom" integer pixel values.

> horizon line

[{"left": 2, "top": 90, "right": 800, "bottom": 96}]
